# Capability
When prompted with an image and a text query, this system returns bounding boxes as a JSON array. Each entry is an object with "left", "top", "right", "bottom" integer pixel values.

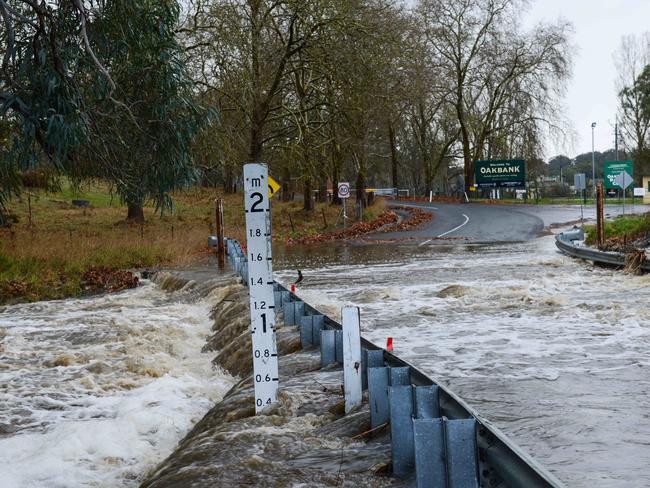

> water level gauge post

[{"left": 244, "top": 163, "right": 279, "bottom": 413}]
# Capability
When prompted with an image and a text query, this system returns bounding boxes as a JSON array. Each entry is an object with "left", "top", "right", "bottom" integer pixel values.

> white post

[
  {"left": 244, "top": 163, "right": 279, "bottom": 413},
  {"left": 429, "top": 190, "right": 433, "bottom": 203},
  {"left": 342, "top": 306, "right": 362, "bottom": 414}
]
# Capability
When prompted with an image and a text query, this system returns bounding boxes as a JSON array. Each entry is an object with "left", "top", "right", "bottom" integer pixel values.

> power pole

[
  {"left": 591, "top": 122, "right": 597, "bottom": 199},
  {"left": 615, "top": 121, "right": 619, "bottom": 161}
]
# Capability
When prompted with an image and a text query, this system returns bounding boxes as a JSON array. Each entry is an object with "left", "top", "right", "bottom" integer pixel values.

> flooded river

[
  {"left": 2, "top": 223, "right": 649, "bottom": 487},
  {"left": 0, "top": 279, "right": 234, "bottom": 487},
  {"left": 275, "top": 235, "right": 650, "bottom": 487}
]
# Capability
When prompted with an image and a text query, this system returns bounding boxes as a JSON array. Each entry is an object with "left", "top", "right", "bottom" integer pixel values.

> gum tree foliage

[{"left": 0, "top": 0, "right": 207, "bottom": 222}]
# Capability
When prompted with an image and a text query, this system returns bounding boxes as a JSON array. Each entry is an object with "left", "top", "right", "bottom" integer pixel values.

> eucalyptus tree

[
  {"left": 87, "top": 0, "right": 207, "bottom": 222},
  {"left": 0, "top": 0, "right": 206, "bottom": 222},
  {"left": 0, "top": 0, "right": 89, "bottom": 211}
]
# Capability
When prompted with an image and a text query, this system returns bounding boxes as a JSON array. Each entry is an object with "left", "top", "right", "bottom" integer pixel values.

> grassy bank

[
  {"left": 0, "top": 181, "right": 385, "bottom": 304},
  {"left": 584, "top": 212, "right": 650, "bottom": 246}
]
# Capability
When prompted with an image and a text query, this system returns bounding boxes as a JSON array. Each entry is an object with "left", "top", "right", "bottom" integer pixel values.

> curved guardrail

[
  {"left": 224, "top": 237, "right": 565, "bottom": 488},
  {"left": 555, "top": 229, "right": 650, "bottom": 271}
]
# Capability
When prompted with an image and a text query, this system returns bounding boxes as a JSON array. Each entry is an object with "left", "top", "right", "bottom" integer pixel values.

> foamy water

[
  {"left": 0, "top": 281, "right": 234, "bottom": 488},
  {"left": 275, "top": 235, "right": 650, "bottom": 487}
]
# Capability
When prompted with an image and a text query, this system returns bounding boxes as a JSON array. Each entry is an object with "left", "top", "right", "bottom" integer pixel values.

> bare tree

[
  {"left": 419, "top": 0, "right": 572, "bottom": 192},
  {"left": 615, "top": 33, "right": 650, "bottom": 176}
]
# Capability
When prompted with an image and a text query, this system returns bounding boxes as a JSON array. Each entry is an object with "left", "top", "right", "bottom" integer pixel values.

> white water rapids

[
  {"left": 275, "top": 234, "right": 650, "bottom": 487},
  {"left": 0, "top": 280, "right": 233, "bottom": 488}
]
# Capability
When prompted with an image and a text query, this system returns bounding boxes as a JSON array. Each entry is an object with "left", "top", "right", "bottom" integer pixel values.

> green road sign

[
  {"left": 604, "top": 160, "right": 634, "bottom": 189},
  {"left": 475, "top": 159, "right": 526, "bottom": 188}
]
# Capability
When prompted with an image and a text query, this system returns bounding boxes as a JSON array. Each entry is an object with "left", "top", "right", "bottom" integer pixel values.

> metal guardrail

[
  {"left": 224, "top": 237, "right": 564, "bottom": 488},
  {"left": 555, "top": 229, "right": 650, "bottom": 272}
]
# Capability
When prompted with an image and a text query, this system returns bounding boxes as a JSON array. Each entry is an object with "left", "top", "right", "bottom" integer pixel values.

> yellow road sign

[{"left": 268, "top": 176, "right": 281, "bottom": 198}]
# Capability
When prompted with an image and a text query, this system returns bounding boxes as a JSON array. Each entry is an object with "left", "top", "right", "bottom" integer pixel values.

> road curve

[{"left": 370, "top": 201, "right": 650, "bottom": 243}]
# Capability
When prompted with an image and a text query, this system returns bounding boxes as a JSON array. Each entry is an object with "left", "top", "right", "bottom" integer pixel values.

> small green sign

[
  {"left": 604, "top": 160, "right": 634, "bottom": 189},
  {"left": 475, "top": 159, "right": 526, "bottom": 188}
]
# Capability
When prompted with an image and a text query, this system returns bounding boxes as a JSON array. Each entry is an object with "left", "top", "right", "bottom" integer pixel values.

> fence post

[
  {"left": 596, "top": 182, "right": 605, "bottom": 249},
  {"left": 215, "top": 198, "right": 225, "bottom": 268}
]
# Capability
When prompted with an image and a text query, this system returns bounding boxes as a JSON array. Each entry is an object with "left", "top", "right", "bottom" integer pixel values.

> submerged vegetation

[{"left": 584, "top": 212, "right": 650, "bottom": 246}]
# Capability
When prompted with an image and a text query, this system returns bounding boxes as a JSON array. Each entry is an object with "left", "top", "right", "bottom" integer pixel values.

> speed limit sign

[{"left": 338, "top": 182, "right": 350, "bottom": 199}]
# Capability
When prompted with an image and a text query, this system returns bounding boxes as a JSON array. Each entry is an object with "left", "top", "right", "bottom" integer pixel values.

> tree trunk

[
  {"left": 249, "top": 105, "right": 264, "bottom": 163},
  {"left": 224, "top": 164, "right": 235, "bottom": 194},
  {"left": 303, "top": 175, "right": 314, "bottom": 211},
  {"left": 332, "top": 167, "right": 340, "bottom": 205},
  {"left": 388, "top": 120, "right": 399, "bottom": 189},
  {"left": 331, "top": 143, "right": 342, "bottom": 205},
  {"left": 356, "top": 166, "right": 366, "bottom": 208},
  {"left": 126, "top": 203, "right": 145, "bottom": 223},
  {"left": 248, "top": 3, "right": 265, "bottom": 164},
  {"left": 318, "top": 178, "right": 328, "bottom": 203}
]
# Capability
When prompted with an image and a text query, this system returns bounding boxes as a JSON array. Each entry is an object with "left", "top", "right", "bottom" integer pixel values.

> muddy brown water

[{"left": 274, "top": 236, "right": 650, "bottom": 487}]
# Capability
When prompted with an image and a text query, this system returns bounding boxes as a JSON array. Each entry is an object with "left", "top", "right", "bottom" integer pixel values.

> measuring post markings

[{"left": 244, "top": 163, "right": 279, "bottom": 413}]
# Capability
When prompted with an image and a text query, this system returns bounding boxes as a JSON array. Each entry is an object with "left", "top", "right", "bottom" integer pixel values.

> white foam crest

[{"left": 0, "top": 281, "right": 234, "bottom": 487}]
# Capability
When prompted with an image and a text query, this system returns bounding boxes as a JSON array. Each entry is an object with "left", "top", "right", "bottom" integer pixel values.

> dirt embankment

[{"left": 286, "top": 205, "right": 432, "bottom": 245}]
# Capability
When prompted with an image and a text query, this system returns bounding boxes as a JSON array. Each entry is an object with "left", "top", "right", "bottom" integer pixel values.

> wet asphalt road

[{"left": 373, "top": 201, "right": 650, "bottom": 242}]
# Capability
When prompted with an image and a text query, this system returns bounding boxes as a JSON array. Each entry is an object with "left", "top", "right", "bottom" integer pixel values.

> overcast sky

[{"left": 523, "top": 0, "right": 650, "bottom": 159}]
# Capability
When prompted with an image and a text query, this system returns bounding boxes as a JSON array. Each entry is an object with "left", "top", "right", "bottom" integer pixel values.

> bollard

[
  {"left": 445, "top": 419, "right": 479, "bottom": 488},
  {"left": 389, "top": 385, "right": 415, "bottom": 476},
  {"left": 342, "top": 307, "right": 362, "bottom": 414},
  {"left": 320, "top": 330, "right": 336, "bottom": 367},
  {"left": 413, "top": 418, "right": 446, "bottom": 488},
  {"left": 414, "top": 385, "right": 440, "bottom": 419},
  {"left": 334, "top": 329, "right": 343, "bottom": 364},
  {"left": 367, "top": 367, "right": 390, "bottom": 428}
]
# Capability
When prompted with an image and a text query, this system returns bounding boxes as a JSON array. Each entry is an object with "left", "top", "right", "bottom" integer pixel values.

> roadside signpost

[
  {"left": 243, "top": 163, "right": 279, "bottom": 413},
  {"left": 604, "top": 160, "right": 634, "bottom": 214},
  {"left": 475, "top": 160, "right": 526, "bottom": 190},
  {"left": 268, "top": 176, "right": 281, "bottom": 198},
  {"left": 574, "top": 173, "right": 586, "bottom": 223},
  {"left": 338, "top": 182, "right": 350, "bottom": 229}
]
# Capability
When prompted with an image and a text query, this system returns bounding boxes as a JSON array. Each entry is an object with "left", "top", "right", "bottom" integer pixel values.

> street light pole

[{"left": 591, "top": 122, "right": 597, "bottom": 199}]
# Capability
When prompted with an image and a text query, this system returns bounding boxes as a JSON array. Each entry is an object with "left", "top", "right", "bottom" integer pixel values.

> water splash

[{"left": 0, "top": 280, "right": 234, "bottom": 487}]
